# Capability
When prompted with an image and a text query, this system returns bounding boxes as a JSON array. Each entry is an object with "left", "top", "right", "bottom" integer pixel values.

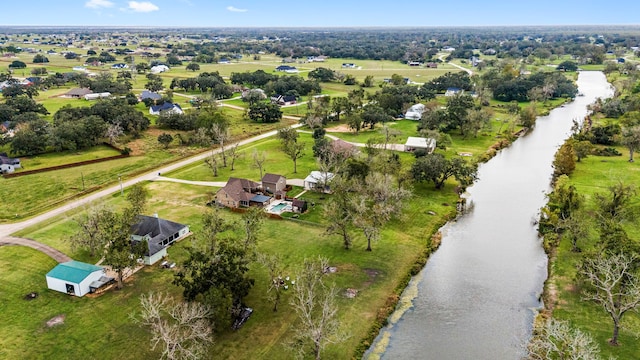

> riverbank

[{"left": 535, "top": 77, "right": 639, "bottom": 358}]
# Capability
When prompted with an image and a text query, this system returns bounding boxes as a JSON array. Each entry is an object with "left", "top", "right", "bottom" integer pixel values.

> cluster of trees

[
  {"left": 538, "top": 177, "right": 640, "bottom": 347},
  {"left": 169, "top": 71, "right": 233, "bottom": 99},
  {"left": 2, "top": 96, "right": 148, "bottom": 155},
  {"left": 231, "top": 69, "right": 321, "bottom": 97},
  {"left": 483, "top": 68, "right": 578, "bottom": 102}
]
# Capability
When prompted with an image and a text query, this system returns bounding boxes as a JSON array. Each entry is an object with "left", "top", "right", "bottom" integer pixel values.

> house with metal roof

[
  {"left": 130, "top": 215, "right": 190, "bottom": 265},
  {"left": 46, "top": 261, "right": 106, "bottom": 297}
]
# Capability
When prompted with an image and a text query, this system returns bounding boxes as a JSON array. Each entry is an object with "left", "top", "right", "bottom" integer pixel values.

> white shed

[
  {"left": 84, "top": 92, "right": 111, "bottom": 100},
  {"left": 404, "top": 137, "right": 437, "bottom": 153},
  {"left": 46, "top": 261, "right": 105, "bottom": 297},
  {"left": 303, "top": 171, "right": 335, "bottom": 192}
]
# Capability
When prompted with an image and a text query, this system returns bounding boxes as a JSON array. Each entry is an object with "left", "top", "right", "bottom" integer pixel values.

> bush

[{"left": 592, "top": 147, "right": 622, "bottom": 156}]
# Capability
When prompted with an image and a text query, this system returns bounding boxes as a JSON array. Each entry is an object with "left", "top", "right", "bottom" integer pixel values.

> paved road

[
  {"left": 0, "top": 123, "right": 303, "bottom": 240},
  {"left": 439, "top": 54, "right": 474, "bottom": 75},
  {"left": 0, "top": 236, "right": 72, "bottom": 263},
  {"left": 153, "top": 176, "right": 306, "bottom": 188}
]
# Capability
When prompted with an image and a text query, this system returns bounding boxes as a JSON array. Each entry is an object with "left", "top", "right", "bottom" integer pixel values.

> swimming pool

[{"left": 271, "top": 203, "right": 288, "bottom": 212}]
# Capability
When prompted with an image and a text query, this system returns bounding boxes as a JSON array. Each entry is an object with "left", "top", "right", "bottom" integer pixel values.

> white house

[
  {"left": 0, "top": 154, "right": 20, "bottom": 174},
  {"left": 304, "top": 171, "right": 335, "bottom": 193},
  {"left": 445, "top": 88, "right": 463, "bottom": 97},
  {"left": 149, "top": 102, "right": 183, "bottom": 115},
  {"left": 46, "top": 261, "right": 106, "bottom": 297},
  {"left": 404, "top": 103, "right": 426, "bottom": 120},
  {"left": 404, "top": 137, "right": 437, "bottom": 153},
  {"left": 130, "top": 215, "right": 190, "bottom": 265}
]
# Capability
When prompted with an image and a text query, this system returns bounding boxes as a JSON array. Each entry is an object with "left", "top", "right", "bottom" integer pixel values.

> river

[{"left": 367, "top": 71, "right": 614, "bottom": 359}]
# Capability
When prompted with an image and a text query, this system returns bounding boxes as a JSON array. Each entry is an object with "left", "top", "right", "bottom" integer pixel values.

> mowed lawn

[{"left": 3, "top": 177, "right": 459, "bottom": 359}]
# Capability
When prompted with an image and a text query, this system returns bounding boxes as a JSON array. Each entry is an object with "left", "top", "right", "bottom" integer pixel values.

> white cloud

[
  {"left": 226, "top": 6, "right": 248, "bottom": 13},
  {"left": 127, "top": 1, "right": 160, "bottom": 12},
  {"left": 85, "top": 0, "right": 114, "bottom": 8}
]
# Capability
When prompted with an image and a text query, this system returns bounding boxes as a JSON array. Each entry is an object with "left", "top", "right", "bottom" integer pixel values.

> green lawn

[{"left": 4, "top": 176, "right": 459, "bottom": 360}]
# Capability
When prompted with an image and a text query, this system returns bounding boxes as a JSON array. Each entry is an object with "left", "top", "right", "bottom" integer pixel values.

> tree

[
  {"left": 552, "top": 141, "right": 576, "bottom": 179},
  {"left": 248, "top": 102, "right": 282, "bottom": 123},
  {"left": 519, "top": 103, "right": 538, "bottom": 128},
  {"left": 324, "top": 176, "right": 356, "bottom": 249},
  {"left": 462, "top": 108, "right": 492, "bottom": 138},
  {"left": 288, "top": 257, "right": 346, "bottom": 360},
  {"left": 257, "top": 253, "right": 287, "bottom": 312},
  {"left": 572, "top": 139, "right": 593, "bottom": 162},
  {"left": 580, "top": 253, "right": 640, "bottom": 346},
  {"left": 9, "top": 60, "right": 26, "bottom": 69},
  {"left": 133, "top": 292, "right": 213, "bottom": 360},
  {"left": 527, "top": 319, "right": 601, "bottom": 360},
  {"left": 252, "top": 149, "right": 267, "bottom": 179},
  {"left": 198, "top": 208, "right": 231, "bottom": 253},
  {"left": 126, "top": 183, "right": 148, "bottom": 216},
  {"left": 446, "top": 93, "right": 475, "bottom": 134},
  {"left": 105, "top": 123, "right": 124, "bottom": 144},
  {"left": 240, "top": 207, "right": 264, "bottom": 257},
  {"left": 174, "top": 235, "right": 254, "bottom": 329},
  {"left": 68, "top": 205, "right": 117, "bottom": 258},
  {"left": 283, "top": 138, "right": 305, "bottom": 174},
  {"left": 204, "top": 151, "right": 219, "bottom": 177},
  {"left": 363, "top": 75, "right": 375, "bottom": 88},
  {"left": 145, "top": 74, "right": 164, "bottom": 92},
  {"left": 32, "top": 54, "right": 49, "bottom": 63},
  {"left": 186, "top": 63, "right": 200, "bottom": 72},
  {"left": 353, "top": 172, "right": 411, "bottom": 251},
  {"left": 211, "top": 123, "right": 229, "bottom": 167},
  {"left": 621, "top": 126, "right": 640, "bottom": 162},
  {"left": 556, "top": 60, "right": 579, "bottom": 72},
  {"left": 227, "top": 143, "right": 242, "bottom": 171},
  {"left": 308, "top": 67, "right": 336, "bottom": 82},
  {"left": 136, "top": 62, "right": 151, "bottom": 74},
  {"left": 158, "top": 133, "right": 173, "bottom": 149},
  {"left": 411, "top": 154, "right": 478, "bottom": 190},
  {"left": 103, "top": 209, "right": 147, "bottom": 289}
]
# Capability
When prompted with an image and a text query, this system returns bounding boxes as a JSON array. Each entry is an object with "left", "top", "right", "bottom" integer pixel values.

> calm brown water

[{"left": 366, "top": 71, "right": 614, "bottom": 360}]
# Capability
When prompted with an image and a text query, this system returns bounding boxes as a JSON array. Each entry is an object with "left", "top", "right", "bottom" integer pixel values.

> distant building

[
  {"left": 130, "top": 215, "right": 190, "bottom": 265},
  {"left": 404, "top": 103, "right": 426, "bottom": 120}
]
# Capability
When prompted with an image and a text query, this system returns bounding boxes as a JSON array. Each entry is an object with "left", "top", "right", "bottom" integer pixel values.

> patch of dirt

[
  {"left": 23, "top": 292, "right": 39, "bottom": 301},
  {"left": 344, "top": 288, "right": 359, "bottom": 298},
  {"left": 362, "top": 268, "right": 381, "bottom": 288},
  {"left": 46, "top": 314, "right": 65, "bottom": 327},
  {"left": 325, "top": 124, "right": 352, "bottom": 132}
]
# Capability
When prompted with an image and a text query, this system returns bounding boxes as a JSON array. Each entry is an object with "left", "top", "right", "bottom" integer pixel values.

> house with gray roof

[
  {"left": 215, "top": 177, "right": 272, "bottom": 209},
  {"left": 130, "top": 215, "right": 190, "bottom": 265}
]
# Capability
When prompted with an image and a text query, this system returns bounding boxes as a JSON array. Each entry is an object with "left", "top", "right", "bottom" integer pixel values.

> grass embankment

[{"left": 541, "top": 86, "right": 640, "bottom": 360}]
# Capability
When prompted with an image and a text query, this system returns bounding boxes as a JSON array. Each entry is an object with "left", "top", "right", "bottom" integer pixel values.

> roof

[
  {"left": 219, "top": 177, "right": 260, "bottom": 203},
  {"left": 304, "top": 171, "right": 335, "bottom": 184},
  {"left": 405, "top": 137, "right": 436, "bottom": 149},
  {"left": 262, "top": 173, "right": 285, "bottom": 184},
  {"left": 150, "top": 102, "right": 181, "bottom": 113},
  {"left": 65, "top": 88, "right": 93, "bottom": 96},
  {"left": 331, "top": 139, "right": 357, "bottom": 154},
  {"left": 131, "top": 215, "right": 188, "bottom": 256},
  {"left": 140, "top": 90, "right": 162, "bottom": 100},
  {"left": 250, "top": 194, "right": 271, "bottom": 203},
  {"left": 46, "top": 261, "right": 103, "bottom": 283}
]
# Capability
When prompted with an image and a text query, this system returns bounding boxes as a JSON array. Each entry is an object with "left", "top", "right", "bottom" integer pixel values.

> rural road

[
  {"left": 0, "top": 123, "right": 303, "bottom": 243},
  {"left": 439, "top": 54, "right": 474, "bottom": 75}
]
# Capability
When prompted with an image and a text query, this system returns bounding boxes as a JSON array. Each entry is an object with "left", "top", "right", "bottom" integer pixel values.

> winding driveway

[{"left": 0, "top": 237, "right": 71, "bottom": 263}]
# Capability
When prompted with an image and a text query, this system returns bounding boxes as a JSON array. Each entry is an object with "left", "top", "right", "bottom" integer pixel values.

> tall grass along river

[{"left": 367, "top": 71, "right": 614, "bottom": 359}]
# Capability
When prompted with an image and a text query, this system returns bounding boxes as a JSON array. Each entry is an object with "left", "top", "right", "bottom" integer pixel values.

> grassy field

[{"left": 3, "top": 175, "right": 459, "bottom": 359}]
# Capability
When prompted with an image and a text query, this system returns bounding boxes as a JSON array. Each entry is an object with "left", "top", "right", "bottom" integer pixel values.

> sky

[{"left": 1, "top": 0, "right": 639, "bottom": 28}]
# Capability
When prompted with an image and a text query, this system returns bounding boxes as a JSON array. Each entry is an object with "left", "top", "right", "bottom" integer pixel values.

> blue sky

[{"left": 1, "top": 0, "right": 639, "bottom": 27}]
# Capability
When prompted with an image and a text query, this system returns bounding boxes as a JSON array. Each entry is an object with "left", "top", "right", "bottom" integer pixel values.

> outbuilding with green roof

[{"left": 46, "top": 261, "right": 105, "bottom": 297}]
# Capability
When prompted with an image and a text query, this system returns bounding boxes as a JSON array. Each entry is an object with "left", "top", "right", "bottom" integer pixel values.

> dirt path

[{"left": 0, "top": 236, "right": 71, "bottom": 263}]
